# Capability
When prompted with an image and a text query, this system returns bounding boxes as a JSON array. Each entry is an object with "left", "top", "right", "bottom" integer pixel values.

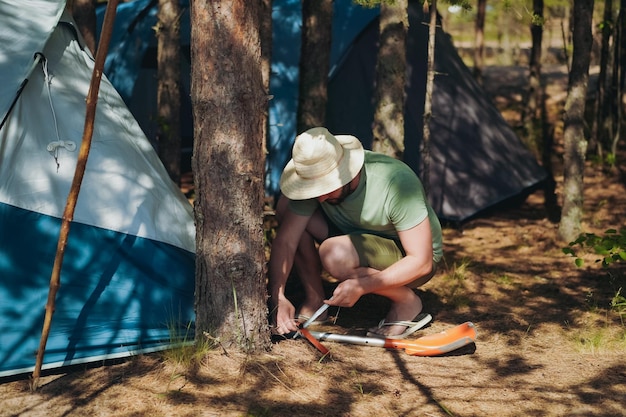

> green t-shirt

[{"left": 288, "top": 151, "right": 443, "bottom": 262}]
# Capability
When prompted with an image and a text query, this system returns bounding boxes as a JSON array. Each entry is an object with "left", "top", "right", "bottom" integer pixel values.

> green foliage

[
  {"left": 563, "top": 228, "right": 626, "bottom": 268},
  {"left": 530, "top": 12, "right": 545, "bottom": 26},
  {"left": 605, "top": 152, "right": 617, "bottom": 168},
  {"left": 446, "top": 0, "right": 472, "bottom": 10}
]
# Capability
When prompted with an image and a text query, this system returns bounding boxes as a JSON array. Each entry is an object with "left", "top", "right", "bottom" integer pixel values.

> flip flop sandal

[{"left": 366, "top": 313, "right": 432, "bottom": 339}]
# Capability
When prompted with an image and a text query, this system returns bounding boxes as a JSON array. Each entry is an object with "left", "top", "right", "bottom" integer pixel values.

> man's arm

[
  {"left": 268, "top": 204, "right": 311, "bottom": 332},
  {"left": 327, "top": 219, "right": 434, "bottom": 307}
]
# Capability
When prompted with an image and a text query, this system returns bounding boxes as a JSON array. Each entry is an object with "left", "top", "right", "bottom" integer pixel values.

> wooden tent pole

[{"left": 31, "top": 0, "right": 120, "bottom": 389}]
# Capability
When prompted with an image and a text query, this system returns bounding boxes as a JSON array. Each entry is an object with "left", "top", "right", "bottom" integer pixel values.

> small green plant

[
  {"left": 563, "top": 228, "right": 626, "bottom": 267},
  {"left": 611, "top": 288, "right": 626, "bottom": 322},
  {"left": 440, "top": 258, "right": 472, "bottom": 308}
]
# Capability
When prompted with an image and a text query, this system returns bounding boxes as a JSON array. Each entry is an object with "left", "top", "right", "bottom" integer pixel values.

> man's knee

[{"left": 319, "top": 236, "right": 358, "bottom": 277}]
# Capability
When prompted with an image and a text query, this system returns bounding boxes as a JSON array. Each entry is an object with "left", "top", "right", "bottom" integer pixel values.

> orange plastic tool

[{"left": 308, "top": 322, "right": 477, "bottom": 356}]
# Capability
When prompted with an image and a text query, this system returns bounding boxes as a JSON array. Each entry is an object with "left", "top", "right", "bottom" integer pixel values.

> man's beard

[{"left": 326, "top": 183, "right": 352, "bottom": 205}]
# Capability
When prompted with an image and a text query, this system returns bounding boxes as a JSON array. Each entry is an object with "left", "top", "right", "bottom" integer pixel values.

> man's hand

[
  {"left": 327, "top": 278, "right": 365, "bottom": 307},
  {"left": 272, "top": 296, "right": 299, "bottom": 335}
]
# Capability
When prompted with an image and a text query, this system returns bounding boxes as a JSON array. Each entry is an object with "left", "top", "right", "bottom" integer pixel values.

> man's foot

[
  {"left": 367, "top": 291, "right": 423, "bottom": 338},
  {"left": 366, "top": 313, "right": 432, "bottom": 339}
]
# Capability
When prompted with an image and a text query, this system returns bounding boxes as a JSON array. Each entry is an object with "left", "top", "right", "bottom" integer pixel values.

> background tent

[
  {"left": 98, "top": 0, "right": 545, "bottom": 222},
  {"left": 326, "top": 3, "right": 548, "bottom": 221},
  {"left": 0, "top": 0, "right": 195, "bottom": 377}
]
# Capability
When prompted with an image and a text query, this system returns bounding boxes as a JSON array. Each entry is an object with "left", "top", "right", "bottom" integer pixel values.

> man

[{"left": 269, "top": 127, "right": 443, "bottom": 339}]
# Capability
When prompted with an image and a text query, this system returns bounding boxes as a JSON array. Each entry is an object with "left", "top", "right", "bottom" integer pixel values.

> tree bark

[
  {"left": 558, "top": 0, "right": 594, "bottom": 243},
  {"left": 69, "top": 0, "right": 97, "bottom": 54},
  {"left": 190, "top": 0, "right": 270, "bottom": 353},
  {"left": 611, "top": 1, "right": 626, "bottom": 159},
  {"left": 260, "top": 0, "right": 273, "bottom": 186},
  {"left": 297, "top": 0, "right": 333, "bottom": 133},
  {"left": 421, "top": 0, "right": 437, "bottom": 197},
  {"left": 521, "top": 0, "right": 544, "bottom": 161},
  {"left": 371, "top": 0, "right": 408, "bottom": 160},
  {"left": 590, "top": 0, "right": 613, "bottom": 162},
  {"left": 157, "top": 0, "right": 182, "bottom": 185},
  {"left": 473, "top": 0, "right": 486, "bottom": 84}
]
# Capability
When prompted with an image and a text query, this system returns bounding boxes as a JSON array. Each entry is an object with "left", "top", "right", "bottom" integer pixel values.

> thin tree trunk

[
  {"left": 70, "top": 0, "right": 97, "bottom": 54},
  {"left": 157, "top": 0, "right": 182, "bottom": 185},
  {"left": 473, "top": 0, "right": 486, "bottom": 84},
  {"left": 260, "top": 0, "right": 273, "bottom": 190},
  {"left": 371, "top": 0, "right": 408, "bottom": 159},
  {"left": 591, "top": 0, "right": 613, "bottom": 162},
  {"left": 558, "top": 0, "right": 594, "bottom": 243},
  {"left": 611, "top": 1, "right": 626, "bottom": 159},
  {"left": 521, "top": 0, "right": 544, "bottom": 161},
  {"left": 297, "top": 0, "right": 333, "bottom": 133},
  {"left": 190, "top": 0, "right": 270, "bottom": 353},
  {"left": 421, "top": 0, "right": 437, "bottom": 197},
  {"left": 561, "top": 8, "right": 572, "bottom": 72}
]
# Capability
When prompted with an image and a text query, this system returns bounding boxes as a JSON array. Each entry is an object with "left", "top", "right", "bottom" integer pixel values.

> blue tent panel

[{"left": 0, "top": 203, "right": 194, "bottom": 377}]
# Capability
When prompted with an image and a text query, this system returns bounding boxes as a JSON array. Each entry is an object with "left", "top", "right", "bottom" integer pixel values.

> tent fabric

[
  {"left": 326, "top": 3, "right": 548, "bottom": 221},
  {"left": 0, "top": 1, "right": 195, "bottom": 377},
  {"left": 0, "top": 0, "right": 65, "bottom": 120}
]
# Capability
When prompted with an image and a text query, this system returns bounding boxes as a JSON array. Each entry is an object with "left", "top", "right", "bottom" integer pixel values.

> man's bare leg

[
  {"left": 319, "top": 235, "right": 423, "bottom": 337},
  {"left": 292, "top": 230, "right": 327, "bottom": 319}
]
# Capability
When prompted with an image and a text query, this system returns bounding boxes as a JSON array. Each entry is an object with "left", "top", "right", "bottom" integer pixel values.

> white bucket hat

[{"left": 280, "top": 127, "right": 365, "bottom": 200}]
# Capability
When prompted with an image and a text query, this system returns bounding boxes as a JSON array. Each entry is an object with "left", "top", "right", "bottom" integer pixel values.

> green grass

[
  {"left": 571, "top": 324, "right": 626, "bottom": 354},
  {"left": 161, "top": 319, "right": 216, "bottom": 372},
  {"left": 440, "top": 258, "right": 473, "bottom": 309}
]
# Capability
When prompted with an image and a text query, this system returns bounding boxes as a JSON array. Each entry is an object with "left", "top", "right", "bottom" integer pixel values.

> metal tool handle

[{"left": 301, "top": 302, "right": 330, "bottom": 329}]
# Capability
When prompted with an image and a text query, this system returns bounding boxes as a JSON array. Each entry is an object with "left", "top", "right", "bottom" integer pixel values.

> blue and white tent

[{"left": 0, "top": 0, "right": 195, "bottom": 377}]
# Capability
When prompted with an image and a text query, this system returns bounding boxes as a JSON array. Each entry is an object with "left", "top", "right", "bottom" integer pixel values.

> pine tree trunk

[
  {"left": 70, "top": 0, "right": 97, "bottom": 54},
  {"left": 191, "top": 0, "right": 270, "bottom": 353},
  {"left": 591, "top": 0, "right": 613, "bottom": 161},
  {"left": 157, "top": 0, "right": 182, "bottom": 185},
  {"left": 611, "top": 1, "right": 626, "bottom": 159},
  {"left": 558, "top": 0, "right": 594, "bottom": 243},
  {"left": 371, "top": 0, "right": 408, "bottom": 159},
  {"left": 260, "top": 0, "right": 273, "bottom": 187},
  {"left": 521, "top": 0, "right": 544, "bottom": 161},
  {"left": 473, "top": 0, "right": 486, "bottom": 84},
  {"left": 421, "top": 0, "right": 437, "bottom": 197},
  {"left": 297, "top": 0, "right": 333, "bottom": 133}
]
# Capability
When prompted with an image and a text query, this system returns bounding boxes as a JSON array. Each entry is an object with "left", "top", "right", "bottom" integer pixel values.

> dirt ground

[{"left": 2, "top": 66, "right": 626, "bottom": 417}]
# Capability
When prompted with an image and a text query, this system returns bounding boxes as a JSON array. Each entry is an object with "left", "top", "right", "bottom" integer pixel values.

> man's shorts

[{"left": 348, "top": 233, "right": 438, "bottom": 289}]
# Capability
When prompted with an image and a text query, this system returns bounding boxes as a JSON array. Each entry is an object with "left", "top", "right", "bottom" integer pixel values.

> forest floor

[{"left": 2, "top": 65, "right": 626, "bottom": 417}]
